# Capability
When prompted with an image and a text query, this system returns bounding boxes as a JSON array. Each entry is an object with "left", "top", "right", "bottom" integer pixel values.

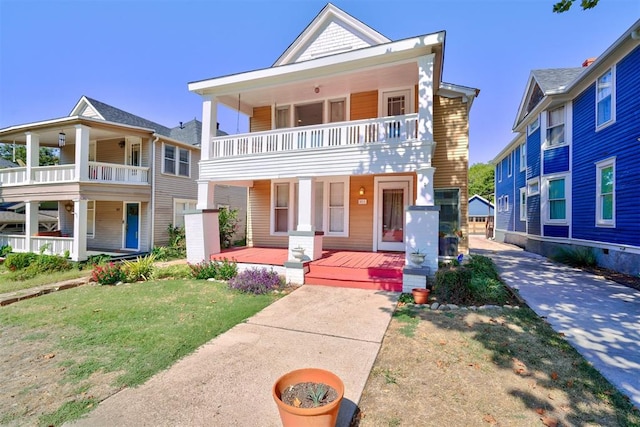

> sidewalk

[
  {"left": 470, "top": 236, "right": 640, "bottom": 408},
  {"left": 67, "top": 285, "right": 397, "bottom": 426}
]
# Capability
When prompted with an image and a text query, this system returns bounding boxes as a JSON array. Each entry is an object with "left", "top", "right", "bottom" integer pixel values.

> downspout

[{"left": 150, "top": 136, "right": 159, "bottom": 249}]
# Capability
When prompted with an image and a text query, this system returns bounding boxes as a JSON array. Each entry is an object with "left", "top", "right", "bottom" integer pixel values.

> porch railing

[
  {"left": 0, "top": 163, "right": 149, "bottom": 186},
  {"left": 0, "top": 234, "right": 26, "bottom": 252},
  {"left": 32, "top": 164, "right": 75, "bottom": 183},
  {"left": 206, "top": 113, "right": 419, "bottom": 159},
  {"left": 0, "top": 235, "right": 73, "bottom": 256},
  {"left": 88, "top": 162, "right": 149, "bottom": 184}
]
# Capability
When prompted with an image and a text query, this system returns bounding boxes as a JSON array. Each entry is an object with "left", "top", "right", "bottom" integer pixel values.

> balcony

[
  {"left": 0, "top": 162, "right": 149, "bottom": 187},
  {"left": 205, "top": 114, "right": 419, "bottom": 160}
]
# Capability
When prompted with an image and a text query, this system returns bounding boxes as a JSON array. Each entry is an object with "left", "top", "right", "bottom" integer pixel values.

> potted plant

[
  {"left": 411, "top": 287, "right": 430, "bottom": 304},
  {"left": 408, "top": 248, "right": 426, "bottom": 267},
  {"left": 290, "top": 246, "right": 305, "bottom": 261},
  {"left": 272, "top": 368, "right": 344, "bottom": 427}
]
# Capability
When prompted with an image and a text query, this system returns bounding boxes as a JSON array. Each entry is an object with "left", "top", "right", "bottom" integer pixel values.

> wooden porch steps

[{"left": 304, "top": 264, "right": 403, "bottom": 292}]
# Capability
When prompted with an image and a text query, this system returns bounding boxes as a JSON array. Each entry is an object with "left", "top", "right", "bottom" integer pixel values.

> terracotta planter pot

[
  {"left": 412, "top": 288, "right": 430, "bottom": 304},
  {"left": 272, "top": 368, "right": 344, "bottom": 427}
]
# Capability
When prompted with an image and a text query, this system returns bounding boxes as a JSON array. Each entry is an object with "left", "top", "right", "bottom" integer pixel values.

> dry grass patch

[{"left": 353, "top": 305, "right": 639, "bottom": 427}]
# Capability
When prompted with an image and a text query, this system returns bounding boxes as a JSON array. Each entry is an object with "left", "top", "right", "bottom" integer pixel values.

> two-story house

[
  {"left": 185, "top": 3, "right": 478, "bottom": 289},
  {"left": 0, "top": 96, "right": 246, "bottom": 261},
  {"left": 492, "top": 19, "right": 640, "bottom": 276}
]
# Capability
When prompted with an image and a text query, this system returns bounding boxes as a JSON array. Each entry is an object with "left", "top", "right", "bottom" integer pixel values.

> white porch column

[
  {"left": 416, "top": 167, "right": 436, "bottom": 206},
  {"left": 417, "top": 53, "right": 435, "bottom": 145},
  {"left": 288, "top": 176, "right": 322, "bottom": 262},
  {"left": 200, "top": 96, "right": 218, "bottom": 161},
  {"left": 185, "top": 209, "right": 220, "bottom": 263},
  {"left": 25, "top": 132, "right": 39, "bottom": 183},
  {"left": 196, "top": 180, "right": 215, "bottom": 210},
  {"left": 74, "top": 125, "right": 90, "bottom": 181},
  {"left": 72, "top": 199, "right": 88, "bottom": 261},
  {"left": 24, "top": 201, "right": 39, "bottom": 253}
]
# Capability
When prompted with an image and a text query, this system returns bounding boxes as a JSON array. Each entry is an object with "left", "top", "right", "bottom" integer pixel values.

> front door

[
  {"left": 376, "top": 181, "right": 410, "bottom": 251},
  {"left": 125, "top": 203, "right": 139, "bottom": 249}
]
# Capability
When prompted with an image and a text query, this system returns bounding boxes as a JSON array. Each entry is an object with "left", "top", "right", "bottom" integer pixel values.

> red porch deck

[{"left": 211, "top": 247, "right": 404, "bottom": 292}]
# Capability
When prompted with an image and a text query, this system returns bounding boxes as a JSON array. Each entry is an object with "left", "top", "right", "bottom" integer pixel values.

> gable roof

[
  {"left": 274, "top": 3, "right": 390, "bottom": 66},
  {"left": 0, "top": 158, "right": 18, "bottom": 169},
  {"left": 531, "top": 68, "right": 584, "bottom": 93}
]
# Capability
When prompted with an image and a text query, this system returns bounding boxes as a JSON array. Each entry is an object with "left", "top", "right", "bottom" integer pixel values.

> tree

[
  {"left": 0, "top": 143, "right": 59, "bottom": 166},
  {"left": 468, "top": 163, "right": 495, "bottom": 203},
  {"left": 553, "top": 0, "right": 600, "bottom": 13}
]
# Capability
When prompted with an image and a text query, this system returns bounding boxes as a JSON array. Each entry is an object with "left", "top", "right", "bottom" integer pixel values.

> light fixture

[
  {"left": 58, "top": 131, "right": 66, "bottom": 147},
  {"left": 119, "top": 141, "right": 126, "bottom": 149},
  {"left": 359, "top": 186, "right": 365, "bottom": 196},
  {"left": 64, "top": 202, "right": 74, "bottom": 213},
  {"left": 314, "top": 86, "right": 320, "bottom": 94}
]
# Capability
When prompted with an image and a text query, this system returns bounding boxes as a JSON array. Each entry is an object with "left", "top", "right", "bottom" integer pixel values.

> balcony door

[
  {"left": 383, "top": 90, "right": 411, "bottom": 117},
  {"left": 375, "top": 179, "right": 410, "bottom": 252},
  {"left": 295, "top": 103, "right": 323, "bottom": 127}
]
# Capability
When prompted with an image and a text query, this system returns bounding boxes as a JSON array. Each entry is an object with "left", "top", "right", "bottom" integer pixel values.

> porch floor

[{"left": 212, "top": 247, "right": 404, "bottom": 292}]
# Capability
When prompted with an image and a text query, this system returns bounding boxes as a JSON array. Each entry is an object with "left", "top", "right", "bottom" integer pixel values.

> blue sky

[{"left": 0, "top": 0, "right": 638, "bottom": 164}]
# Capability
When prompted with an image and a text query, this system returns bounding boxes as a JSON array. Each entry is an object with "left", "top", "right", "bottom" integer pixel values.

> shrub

[
  {"left": 466, "top": 255, "right": 500, "bottom": 281},
  {"left": 228, "top": 268, "right": 281, "bottom": 294},
  {"left": 91, "top": 262, "right": 127, "bottom": 285},
  {"left": 433, "top": 266, "right": 473, "bottom": 304},
  {"left": 154, "top": 264, "right": 191, "bottom": 280},
  {"left": 217, "top": 258, "right": 238, "bottom": 280},
  {"left": 219, "top": 207, "right": 240, "bottom": 249},
  {"left": 189, "top": 258, "right": 238, "bottom": 280},
  {"left": 468, "top": 276, "right": 509, "bottom": 305},
  {"left": 552, "top": 246, "right": 597, "bottom": 268},
  {"left": 86, "top": 254, "right": 112, "bottom": 266},
  {"left": 5, "top": 252, "right": 39, "bottom": 271},
  {"left": 167, "top": 224, "right": 186, "bottom": 251},
  {"left": 0, "top": 244, "right": 12, "bottom": 257},
  {"left": 8, "top": 253, "right": 73, "bottom": 280},
  {"left": 122, "top": 254, "right": 156, "bottom": 282}
]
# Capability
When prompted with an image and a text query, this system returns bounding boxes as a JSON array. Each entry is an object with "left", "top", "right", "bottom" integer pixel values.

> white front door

[{"left": 376, "top": 181, "right": 410, "bottom": 251}]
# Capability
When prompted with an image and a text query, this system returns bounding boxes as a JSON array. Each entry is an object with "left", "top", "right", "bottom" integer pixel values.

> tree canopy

[
  {"left": 469, "top": 163, "right": 495, "bottom": 203},
  {"left": 0, "top": 143, "right": 59, "bottom": 166},
  {"left": 553, "top": 0, "right": 600, "bottom": 13}
]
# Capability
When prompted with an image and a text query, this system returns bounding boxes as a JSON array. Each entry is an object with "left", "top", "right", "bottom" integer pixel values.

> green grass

[
  {"left": 0, "top": 279, "right": 283, "bottom": 425},
  {"left": 0, "top": 266, "right": 89, "bottom": 294}
]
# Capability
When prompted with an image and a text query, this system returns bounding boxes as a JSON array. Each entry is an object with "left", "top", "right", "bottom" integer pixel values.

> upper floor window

[
  {"left": 497, "top": 161, "right": 503, "bottom": 182},
  {"left": 596, "top": 68, "right": 615, "bottom": 129},
  {"left": 520, "top": 142, "right": 527, "bottom": 172},
  {"left": 507, "top": 152, "right": 513, "bottom": 177},
  {"left": 527, "top": 116, "right": 539, "bottom": 135},
  {"left": 596, "top": 158, "right": 615, "bottom": 227},
  {"left": 163, "top": 144, "right": 190, "bottom": 177},
  {"left": 547, "top": 106, "right": 565, "bottom": 147},
  {"left": 527, "top": 178, "right": 540, "bottom": 196}
]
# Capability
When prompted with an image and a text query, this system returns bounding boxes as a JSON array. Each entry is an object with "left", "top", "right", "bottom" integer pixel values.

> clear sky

[{"left": 0, "top": 0, "right": 638, "bottom": 165}]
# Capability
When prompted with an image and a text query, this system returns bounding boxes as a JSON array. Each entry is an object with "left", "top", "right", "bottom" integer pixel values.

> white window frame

[
  {"left": 546, "top": 105, "right": 566, "bottom": 148},
  {"left": 173, "top": 198, "right": 197, "bottom": 228},
  {"left": 542, "top": 174, "right": 571, "bottom": 224},
  {"left": 595, "top": 157, "right": 615, "bottom": 227},
  {"left": 272, "top": 96, "right": 351, "bottom": 130},
  {"left": 379, "top": 87, "right": 415, "bottom": 117},
  {"left": 271, "top": 180, "right": 293, "bottom": 235},
  {"left": 507, "top": 151, "right": 513, "bottom": 177},
  {"left": 504, "top": 195, "right": 509, "bottom": 212},
  {"left": 520, "top": 142, "right": 527, "bottom": 172},
  {"left": 497, "top": 161, "right": 503, "bottom": 182},
  {"left": 497, "top": 195, "right": 502, "bottom": 213},
  {"left": 527, "top": 116, "right": 539, "bottom": 135},
  {"left": 162, "top": 143, "right": 191, "bottom": 178},
  {"left": 87, "top": 200, "right": 95, "bottom": 239},
  {"left": 527, "top": 178, "right": 540, "bottom": 196},
  {"left": 519, "top": 188, "right": 527, "bottom": 222},
  {"left": 596, "top": 66, "right": 616, "bottom": 130}
]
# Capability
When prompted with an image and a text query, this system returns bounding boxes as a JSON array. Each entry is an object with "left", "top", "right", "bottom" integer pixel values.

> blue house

[
  {"left": 468, "top": 194, "right": 494, "bottom": 235},
  {"left": 492, "top": 20, "right": 640, "bottom": 276}
]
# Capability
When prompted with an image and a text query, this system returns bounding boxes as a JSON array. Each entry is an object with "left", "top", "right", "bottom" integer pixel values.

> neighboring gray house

[{"left": 0, "top": 96, "right": 246, "bottom": 260}]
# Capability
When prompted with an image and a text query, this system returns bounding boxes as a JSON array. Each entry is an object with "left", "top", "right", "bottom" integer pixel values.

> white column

[
  {"left": 75, "top": 125, "right": 90, "bottom": 181},
  {"left": 296, "top": 176, "right": 315, "bottom": 232},
  {"left": 25, "top": 132, "right": 39, "bottom": 183},
  {"left": 417, "top": 54, "right": 435, "bottom": 144},
  {"left": 416, "top": 167, "right": 436, "bottom": 206},
  {"left": 201, "top": 96, "right": 218, "bottom": 161},
  {"left": 24, "top": 201, "right": 39, "bottom": 252},
  {"left": 185, "top": 210, "right": 220, "bottom": 263},
  {"left": 72, "top": 199, "right": 88, "bottom": 261},
  {"left": 196, "top": 180, "right": 216, "bottom": 210}
]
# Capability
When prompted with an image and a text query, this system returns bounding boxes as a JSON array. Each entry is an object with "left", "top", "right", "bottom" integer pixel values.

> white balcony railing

[
  {"left": 0, "top": 162, "right": 149, "bottom": 187},
  {"left": 0, "top": 235, "right": 74, "bottom": 257},
  {"left": 206, "top": 114, "right": 419, "bottom": 160}
]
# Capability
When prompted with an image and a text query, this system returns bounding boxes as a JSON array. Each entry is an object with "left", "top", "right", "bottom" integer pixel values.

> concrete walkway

[
  {"left": 68, "top": 285, "right": 397, "bottom": 426},
  {"left": 470, "top": 236, "right": 640, "bottom": 408}
]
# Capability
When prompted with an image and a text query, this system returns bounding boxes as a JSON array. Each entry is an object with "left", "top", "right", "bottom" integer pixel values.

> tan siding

[
  {"left": 97, "top": 139, "right": 126, "bottom": 164},
  {"left": 215, "top": 185, "right": 248, "bottom": 241},
  {"left": 323, "top": 175, "right": 374, "bottom": 250},
  {"left": 90, "top": 201, "right": 124, "bottom": 250},
  {"left": 350, "top": 91, "right": 378, "bottom": 120},
  {"left": 248, "top": 180, "right": 288, "bottom": 248},
  {"left": 250, "top": 106, "right": 272, "bottom": 133},
  {"left": 433, "top": 95, "right": 470, "bottom": 254}
]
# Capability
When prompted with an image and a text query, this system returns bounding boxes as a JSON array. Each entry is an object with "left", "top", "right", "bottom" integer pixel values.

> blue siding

[
  {"left": 527, "top": 128, "right": 541, "bottom": 179},
  {"left": 543, "top": 145, "right": 569, "bottom": 174},
  {"left": 527, "top": 195, "right": 541, "bottom": 236},
  {"left": 572, "top": 45, "right": 640, "bottom": 246},
  {"left": 544, "top": 225, "right": 569, "bottom": 238},
  {"left": 469, "top": 198, "right": 494, "bottom": 216},
  {"left": 495, "top": 151, "right": 516, "bottom": 232},
  {"left": 513, "top": 145, "right": 528, "bottom": 233}
]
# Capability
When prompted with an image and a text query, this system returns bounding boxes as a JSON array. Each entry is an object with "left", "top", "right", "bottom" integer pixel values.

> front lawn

[
  {"left": 0, "top": 278, "right": 284, "bottom": 426},
  {"left": 0, "top": 266, "right": 89, "bottom": 294}
]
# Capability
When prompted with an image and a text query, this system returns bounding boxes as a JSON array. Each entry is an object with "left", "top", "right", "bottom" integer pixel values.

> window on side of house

[
  {"left": 273, "top": 182, "right": 290, "bottom": 233},
  {"left": 548, "top": 178, "right": 566, "bottom": 221},
  {"left": 519, "top": 188, "right": 527, "bottom": 222},
  {"left": 504, "top": 195, "right": 509, "bottom": 212},
  {"left": 547, "top": 106, "right": 565, "bottom": 147},
  {"left": 527, "top": 179, "right": 540, "bottom": 196},
  {"left": 87, "top": 200, "right": 95, "bottom": 238},
  {"left": 507, "top": 152, "right": 513, "bottom": 177},
  {"left": 596, "top": 68, "right": 615, "bottom": 129},
  {"left": 328, "top": 182, "right": 345, "bottom": 232},
  {"left": 163, "top": 144, "right": 190, "bottom": 177},
  {"left": 497, "top": 162, "right": 503, "bottom": 182},
  {"left": 596, "top": 158, "right": 615, "bottom": 227},
  {"left": 520, "top": 142, "right": 527, "bottom": 172},
  {"left": 164, "top": 145, "right": 175, "bottom": 175},
  {"left": 173, "top": 199, "right": 197, "bottom": 228},
  {"left": 527, "top": 116, "right": 539, "bottom": 135},
  {"left": 435, "top": 189, "right": 460, "bottom": 235}
]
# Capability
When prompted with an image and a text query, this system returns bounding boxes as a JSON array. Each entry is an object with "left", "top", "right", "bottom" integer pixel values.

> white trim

[
  {"left": 541, "top": 173, "right": 571, "bottom": 226},
  {"left": 524, "top": 234, "right": 640, "bottom": 255},
  {"left": 372, "top": 175, "right": 413, "bottom": 252},
  {"left": 595, "top": 65, "right": 616, "bottom": 131},
  {"left": 270, "top": 180, "right": 293, "bottom": 236},
  {"left": 543, "top": 104, "right": 567, "bottom": 149},
  {"left": 519, "top": 187, "right": 527, "bottom": 222},
  {"left": 162, "top": 142, "right": 191, "bottom": 178},
  {"left": 507, "top": 151, "right": 513, "bottom": 177},
  {"left": 527, "top": 178, "right": 540, "bottom": 196},
  {"left": 86, "top": 200, "right": 95, "bottom": 239},
  {"left": 173, "top": 198, "right": 198, "bottom": 228},
  {"left": 527, "top": 115, "right": 539, "bottom": 135},
  {"left": 497, "top": 160, "right": 503, "bottom": 182},
  {"left": 379, "top": 87, "right": 414, "bottom": 118},
  {"left": 519, "top": 141, "right": 527, "bottom": 172},
  {"left": 122, "top": 201, "right": 141, "bottom": 251},
  {"left": 504, "top": 195, "right": 509, "bottom": 212},
  {"left": 595, "top": 157, "right": 616, "bottom": 228}
]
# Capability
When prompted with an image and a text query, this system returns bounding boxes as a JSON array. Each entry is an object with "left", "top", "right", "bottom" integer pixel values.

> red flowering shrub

[{"left": 91, "top": 262, "right": 126, "bottom": 285}]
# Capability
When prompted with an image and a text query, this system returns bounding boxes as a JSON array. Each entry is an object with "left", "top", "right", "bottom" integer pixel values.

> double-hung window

[
  {"left": 519, "top": 188, "right": 527, "bottom": 221},
  {"left": 520, "top": 142, "right": 527, "bottom": 172},
  {"left": 163, "top": 144, "right": 191, "bottom": 177},
  {"left": 507, "top": 152, "right": 513, "bottom": 177},
  {"left": 497, "top": 162, "right": 503, "bottom": 182},
  {"left": 596, "top": 68, "right": 614, "bottom": 128},
  {"left": 596, "top": 158, "right": 615, "bottom": 227},
  {"left": 548, "top": 178, "right": 566, "bottom": 221},
  {"left": 274, "top": 183, "right": 290, "bottom": 233},
  {"left": 87, "top": 200, "right": 95, "bottom": 238},
  {"left": 173, "top": 199, "right": 197, "bottom": 228},
  {"left": 547, "top": 106, "right": 565, "bottom": 147}
]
